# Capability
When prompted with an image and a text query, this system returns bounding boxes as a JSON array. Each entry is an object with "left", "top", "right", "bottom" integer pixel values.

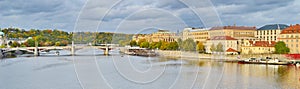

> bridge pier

[
  {"left": 34, "top": 47, "right": 39, "bottom": 56},
  {"left": 71, "top": 41, "right": 75, "bottom": 55},
  {"left": 104, "top": 46, "right": 109, "bottom": 55}
]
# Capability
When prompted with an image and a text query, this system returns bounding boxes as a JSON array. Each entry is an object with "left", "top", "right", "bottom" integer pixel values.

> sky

[{"left": 0, "top": 0, "right": 300, "bottom": 33}]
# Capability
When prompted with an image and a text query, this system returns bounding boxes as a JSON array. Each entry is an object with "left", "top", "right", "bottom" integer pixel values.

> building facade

[
  {"left": 132, "top": 30, "right": 177, "bottom": 43},
  {"left": 241, "top": 40, "right": 276, "bottom": 54},
  {"left": 278, "top": 24, "right": 300, "bottom": 54},
  {"left": 205, "top": 36, "right": 238, "bottom": 54},
  {"left": 182, "top": 28, "right": 209, "bottom": 43},
  {"left": 209, "top": 26, "right": 257, "bottom": 51},
  {"left": 256, "top": 24, "right": 289, "bottom": 42}
]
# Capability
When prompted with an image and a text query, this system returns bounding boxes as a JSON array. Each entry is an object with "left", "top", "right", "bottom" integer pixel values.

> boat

[
  {"left": 296, "top": 63, "right": 300, "bottom": 67},
  {"left": 120, "top": 46, "right": 158, "bottom": 57},
  {"left": 238, "top": 57, "right": 291, "bottom": 65}
]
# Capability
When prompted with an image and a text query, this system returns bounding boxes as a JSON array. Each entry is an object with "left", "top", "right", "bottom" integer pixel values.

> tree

[
  {"left": 182, "top": 38, "right": 196, "bottom": 51},
  {"left": 55, "top": 42, "right": 61, "bottom": 46},
  {"left": 140, "top": 41, "right": 149, "bottom": 48},
  {"left": 210, "top": 44, "right": 216, "bottom": 52},
  {"left": 11, "top": 41, "right": 20, "bottom": 48},
  {"left": 275, "top": 41, "right": 290, "bottom": 54},
  {"left": 197, "top": 42, "right": 205, "bottom": 53},
  {"left": 160, "top": 41, "right": 169, "bottom": 50},
  {"left": 24, "top": 39, "right": 35, "bottom": 47},
  {"left": 177, "top": 38, "right": 183, "bottom": 50},
  {"left": 216, "top": 42, "right": 224, "bottom": 52},
  {"left": 130, "top": 40, "right": 137, "bottom": 47},
  {"left": 137, "top": 39, "right": 146, "bottom": 46},
  {"left": 168, "top": 41, "right": 179, "bottom": 50}
]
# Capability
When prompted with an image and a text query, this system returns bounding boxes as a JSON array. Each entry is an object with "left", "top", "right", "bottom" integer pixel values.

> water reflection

[{"left": 0, "top": 52, "right": 299, "bottom": 89}]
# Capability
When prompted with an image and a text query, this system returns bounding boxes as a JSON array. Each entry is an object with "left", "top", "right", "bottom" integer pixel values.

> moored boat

[{"left": 238, "top": 57, "right": 291, "bottom": 65}]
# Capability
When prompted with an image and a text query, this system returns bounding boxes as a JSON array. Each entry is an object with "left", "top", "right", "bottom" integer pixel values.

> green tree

[
  {"left": 24, "top": 39, "right": 35, "bottom": 47},
  {"left": 216, "top": 42, "right": 224, "bottom": 52},
  {"left": 210, "top": 44, "right": 216, "bottom": 52},
  {"left": 168, "top": 41, "right": 179, "bottom": 50},
  {"left": 197, "top": 42, "right": 205, "bottom": 53},
  {"left": 130, "top": 40, "right": 137, "bottom": 47},
  {"left": 275, "top": 41, "right": 290, "bottom": 54},
  {"left": 140, "top": 41, "right": 150, "bottom": 48},
  {"left": 11, "top": 41, "right": 20, "bottom": 48},
  {"left": 177, "top": 38, "right": 182, "bottom": 50},
  {"left": 182, "top": 38, "right": 196, "bottom": 51}
]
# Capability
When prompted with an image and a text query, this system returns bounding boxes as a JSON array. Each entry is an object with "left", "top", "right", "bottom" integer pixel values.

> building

[
  {"left": 0, "top": 31, "right": 5, "bottom": 45},
  {"left": 278, "top": 24, "right": 300, "bottom": 54},
  {"left": 205, "top": 36, "right": 238, "bottom": 54},
  {"left": 241, "top": 40, "right": 276, "bottom": 54},
  {"left": 132, "top": 34, "right": 150, "bottom": 42},
  {"left": 256, "top": 24, "right": 289, "bottom": 42},
  {"left": 150, "top": 30, "right": 177, "bottom": 42},
  {"left": 209, "top": 25, "right": 257, "bottom": 51},
  {"left": 132, "top": 30, "right": 177, "bottom": 43},
  {"left": 182, "top": 28, "right": 209, "bottom": 43}
]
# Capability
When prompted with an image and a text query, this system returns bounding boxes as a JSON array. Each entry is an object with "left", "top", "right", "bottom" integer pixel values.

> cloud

[{"left": 0, "top": 0, "right": 299, "bottom": 33}]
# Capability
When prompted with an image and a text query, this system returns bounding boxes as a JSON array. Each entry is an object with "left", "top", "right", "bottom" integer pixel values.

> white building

[{"left": 256, "top": 24, "right": 289, "bottom": 42}]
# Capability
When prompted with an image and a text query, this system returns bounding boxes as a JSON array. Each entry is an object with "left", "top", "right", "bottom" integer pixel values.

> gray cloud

[{"left": 0, "top": 0, "right": 299, "bottom": 33}]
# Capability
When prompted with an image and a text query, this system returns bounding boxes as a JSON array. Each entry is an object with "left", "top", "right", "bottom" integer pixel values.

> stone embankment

[{"left": 157, "top": 50, "right": 287, "bottom": 61}]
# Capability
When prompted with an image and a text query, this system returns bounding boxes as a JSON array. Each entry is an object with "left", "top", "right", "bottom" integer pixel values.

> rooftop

[
  {"left": 258, "top": 24, "right": 289, "bottom": 30},
  {"left": 226, "top": 48, "right": 238, "bottom": 52},
  {"left": 210, "top": 26, "right": 256, "bottom": 30},
  {"left": 248, "top": 41, "right": 276, "bottom": 47},
  {"left": 280, "top": 24, "right": 300, "bottom": 34}
]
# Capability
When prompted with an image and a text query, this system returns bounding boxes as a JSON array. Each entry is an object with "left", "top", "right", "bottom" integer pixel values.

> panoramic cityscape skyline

[{"left": 1, "top": 0, "right": 300, "bottom": 33}]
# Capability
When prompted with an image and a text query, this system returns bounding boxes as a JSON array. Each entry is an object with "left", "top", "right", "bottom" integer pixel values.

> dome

[{"left": 258, "top": 24, "right": 289, "bottom": 30}]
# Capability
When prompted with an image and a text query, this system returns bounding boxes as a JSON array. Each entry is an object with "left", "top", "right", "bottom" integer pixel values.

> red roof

[
  {"left": 281, "top": 24, "right": 300, "bottom": 34},
  {"left": 208, "top": 36, "right": 237, "bottom": 40},
  {"left": 226, "top": 48, "right": 238, "bottom": 52},
  {"left": 248, "top": 41, "right": 276, "bottom": 47},
  {"left": 210, "top": 26, "right": 256, "bottom": 30}
]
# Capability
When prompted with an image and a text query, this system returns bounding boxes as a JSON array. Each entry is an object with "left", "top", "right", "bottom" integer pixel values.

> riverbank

[{"left": 156, "top": 50, "right": 288, "bottom": 61}]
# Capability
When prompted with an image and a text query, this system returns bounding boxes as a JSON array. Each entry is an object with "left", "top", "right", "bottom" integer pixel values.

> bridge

[{"left": 2, "top": 42, "right": 117, "bottom": 56}]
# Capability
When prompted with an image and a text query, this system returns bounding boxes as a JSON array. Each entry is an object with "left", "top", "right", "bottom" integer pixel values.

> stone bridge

[{"left": 3, "top": 44, "right": 116, "bottom": 56}]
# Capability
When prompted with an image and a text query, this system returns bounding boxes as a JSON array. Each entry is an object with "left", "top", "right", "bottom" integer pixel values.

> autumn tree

[{"left": 197, "top": 42, "right": 205, "bottom": 53}]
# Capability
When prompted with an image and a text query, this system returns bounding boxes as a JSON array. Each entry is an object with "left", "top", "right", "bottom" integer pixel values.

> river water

[{"left": 0, "top": 49, "right": 299, "bottom": 89}]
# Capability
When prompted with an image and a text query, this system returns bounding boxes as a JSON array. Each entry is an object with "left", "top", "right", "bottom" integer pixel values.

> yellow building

[
  {"left": 256, "top": 24, "right": 289, "bottom": 42},
  {"left": 209, "top": 26, "right": 256, "bottom": 38},
  {"left": 182, "top": 28, "right": 209, "bottom": 43},
  {"left": 209, "top": 26, "right": 257, "bottom": 51},
  {"left": 205, "top": 36, "right": 238, "bottom": 54},
  {"left": 132, "top": 30, "right": 177, "bottom": 43},
  {"left": 241, "top": 40, "right": 276, "bottom": 54},
  {"left": 278, "top": 24, "right": 300, "bottom": 54},
  {"left": 150, "top": 30, "right": 177, "bottom": 42}
]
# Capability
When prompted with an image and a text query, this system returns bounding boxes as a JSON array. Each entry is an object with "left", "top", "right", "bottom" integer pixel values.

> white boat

[
  {"left": 239, "top": 57, "right": 291, "bottom": 65},
  {"left": 296, "top": 63, "right": 300, "bottom": 67}
]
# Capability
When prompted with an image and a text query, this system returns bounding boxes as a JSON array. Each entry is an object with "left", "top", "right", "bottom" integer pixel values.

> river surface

[{"left": 0, "top": 49, "right": 299, "bottom": 89}]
